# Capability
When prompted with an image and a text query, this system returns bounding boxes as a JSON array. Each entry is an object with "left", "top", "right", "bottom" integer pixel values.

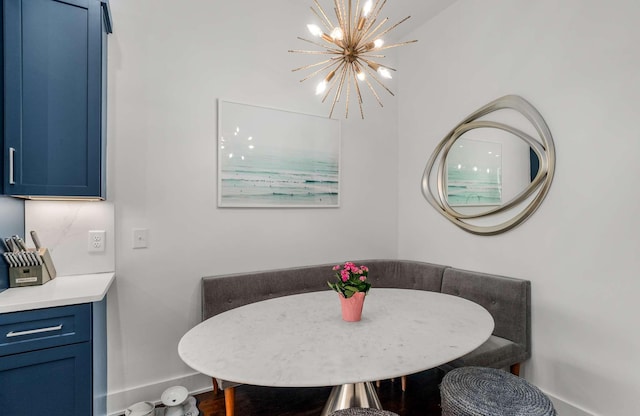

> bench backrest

[
  {"left": 202, "top": 264, "right": 331, "bottom": 320},
  {"left": 373, "top": 260, "right": 446, "bottom": 292},
  {"left": 202, "top": 259, "right": 447, "bottom": 320},
  {"left": 441, "top": 267, "right": 531, "bottom": 350}
]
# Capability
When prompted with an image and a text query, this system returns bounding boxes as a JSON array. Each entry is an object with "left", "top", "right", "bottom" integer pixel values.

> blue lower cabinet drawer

[
  {"left": 0, "top": 304, "right": 91, "bottom": 356},
  {"left": 0, "top": 342, "right": 92, "bottom": 415}
]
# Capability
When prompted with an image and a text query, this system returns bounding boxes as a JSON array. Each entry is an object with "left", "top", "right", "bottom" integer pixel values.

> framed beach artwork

[
  {"left": 446, "top": 139, "right": 502, "bottom": 207},
  {"left": 217, "top": 100, "right": 341, "bottom": 207}
]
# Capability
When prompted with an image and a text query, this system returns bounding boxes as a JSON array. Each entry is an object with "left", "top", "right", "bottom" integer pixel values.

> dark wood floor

[{"left": 191, "top": 369, "right": 443, "bottom": 416}]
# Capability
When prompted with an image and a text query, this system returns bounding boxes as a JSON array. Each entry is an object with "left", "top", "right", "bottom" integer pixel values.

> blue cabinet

[
  {"left": 0, "top": 301, "right": 107, "bottom": 415},
  {"left": 2, "top": 0, "right": 112, "bottom": 199},
  {"left": 0, "top": 343, "right": 92, "bottom": 415}
]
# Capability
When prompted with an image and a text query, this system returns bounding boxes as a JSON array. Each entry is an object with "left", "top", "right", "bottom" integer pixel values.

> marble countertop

[
  {"left": 0, "top": 272, "right": 115, "bottom": 313},
  {"left": 179, "top": 288, "right": 495, "bottom": 388}
]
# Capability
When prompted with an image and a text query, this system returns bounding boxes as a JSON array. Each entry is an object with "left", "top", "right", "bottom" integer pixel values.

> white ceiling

[{"left": 372, "top": 0, "right": 458, "bottom": 40}]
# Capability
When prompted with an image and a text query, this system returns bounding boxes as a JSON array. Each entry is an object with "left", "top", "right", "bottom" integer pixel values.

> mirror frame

[{"left": 421, "top": 95, "right": 556, "bottom": 235}]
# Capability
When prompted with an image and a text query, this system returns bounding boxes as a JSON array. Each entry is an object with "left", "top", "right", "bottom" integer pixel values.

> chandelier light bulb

[
  {"left": 363, "top": 0, "right": 373, "bottom": 17},
  {"left": 316, "top": 80, "right": 327, "bottom": 95},
  {"left": 307, "top": 24, "right": 323, "bottom": 37},
  {"left": 364, "top": 38, "right": 385, "bottom": 50},
  {"left": 330, "top": 27, "right": 344, "bottom": 41},
  {"left": 357, "top": 71, "right": 366, "bottom": 81},
  {"left": 377, "top": 67, "right": 392, "bottom": 79},
  {"left": 354, "top": 62, "right": 366, "bottom": 81}
]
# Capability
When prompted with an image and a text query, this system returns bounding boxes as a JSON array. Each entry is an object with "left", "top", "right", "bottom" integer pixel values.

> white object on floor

[
  {"left": 155, "top": 396, "right": 198, "bottom": 416},
  {"left": 126, "top": 401, "right": 155, "bottom": 416},
  {"left": 161, "top": 386, "right": 189, "bottom": 416}
]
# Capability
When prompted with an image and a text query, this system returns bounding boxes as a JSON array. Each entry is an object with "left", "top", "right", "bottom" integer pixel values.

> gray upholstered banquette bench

[{"left": 201, "top": 260, "right": 531, "bottom": 416}]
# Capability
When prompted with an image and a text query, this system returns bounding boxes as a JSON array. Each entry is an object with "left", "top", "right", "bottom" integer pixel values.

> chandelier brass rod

[
  {"left": 353, "top": 0, "right": 362, "bottom": 30},
  {"left": 310, "top": 7, "right": 332, "bottom": 32},
  {"left": 360, "top": 56, "right": 396, "bottom": 72},
  {"left": 347, "top": 0, "right": 356, "bottom": 43},
  {"left": 298, "top": 59, "right": 342, "bottom": 82},
  {"left": 362, "top": 0, "right": 386, "bottom": 34},
  {"left": 364, "top": 65, "right": 394, "bottom": 96},
  {"left": 322, "top": 61, "right": 344, "bottom": 103},
  {"left": 295, "top": 36, "right": 342, "bottom": 51},
  {"left": 362, "top": 70, "right": 384, "bottom": 107},
  {"left": 289, "top": 49, "right": 343, "bottom": 55},
  {"left": 352, "top": 0, "right": 379, "bottom": 45},
  {"left": 292, "top": 56, "right": 341, "bottom": 73},
  {"left": 329, "top": 64, "right": 349, "bottom": 118},
  {"left": 354, "top": 52, "right": 387, "bottom": 59},
  {"left": 357, "top": 17, "right": 387, "bottom": 45},
  {"left": 350, "top": 65, "right": 365, "bottom": 113},
  {"left": 345, "top": 63, "right": 351, "bottom": 118},
  {"left": 336, "top": 62, "right": 350, "bottom": 103},
  {"left": 374, "top": 39, "right": 419, "bottom": 52},
  {"left": 340, "top": 0, "right": 350, "bottom": 46},
  {"left": 333, "top": 0, "right": 345, "bottom": 33},
  {"left": 353, "top": 19, "right": 370, "bottom": 46},
  {"left": 322, "top": 61, "right": 345, "bottom": 103},
  {"left": 313, "top": 0, "right": 334, "bottom": 29},
  {"left": 336, "top": 0, "right": 345, "bottom": 21},
  {"left": 370, "top": 15, "right": 412, "bottom": 41},
  {"left": 348, "top": 64, "right": 359, "bottom": 105}
]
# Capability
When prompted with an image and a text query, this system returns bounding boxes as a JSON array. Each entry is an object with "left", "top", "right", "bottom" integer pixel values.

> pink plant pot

[{"left": 339, "top": 291, "right": 366, "bottom": 322}]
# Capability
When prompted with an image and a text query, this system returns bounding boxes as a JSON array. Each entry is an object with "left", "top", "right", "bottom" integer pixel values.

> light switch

[{"left": 133, "top": 228, "right": 148, "bottom": 249}]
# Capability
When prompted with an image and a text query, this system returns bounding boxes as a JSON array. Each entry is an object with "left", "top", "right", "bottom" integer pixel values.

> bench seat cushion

[{"left": 447, "top": 335, "right": 529, "bottom": 370}]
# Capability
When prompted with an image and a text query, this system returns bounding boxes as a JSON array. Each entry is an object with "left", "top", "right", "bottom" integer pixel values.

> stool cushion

[
  {"left": 440, "top": 367, "right": 556, "bottom": 416},
  {"left": 329, "top": 409, "right": 399, "bottom": 416}
]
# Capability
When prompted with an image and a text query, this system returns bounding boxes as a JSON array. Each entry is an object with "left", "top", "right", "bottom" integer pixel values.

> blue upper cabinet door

[{"left": 4, "top": 0, "right": 104, "bottom": 198}]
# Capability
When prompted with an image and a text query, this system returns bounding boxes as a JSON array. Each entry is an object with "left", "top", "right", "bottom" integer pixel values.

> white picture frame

[{"left": 217, "top": 100, "right": 341, "bottom": 208}]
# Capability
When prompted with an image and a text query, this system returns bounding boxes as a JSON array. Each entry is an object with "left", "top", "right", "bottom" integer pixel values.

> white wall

[
  {"left": 106, "top": 0, "right": 399, "bottom": 412},
  {"left": 397, "top": 1, "right": 640, "bottom": 415},
  {"left": 24, "top": 201, "right": 115, "bottom": 276}
]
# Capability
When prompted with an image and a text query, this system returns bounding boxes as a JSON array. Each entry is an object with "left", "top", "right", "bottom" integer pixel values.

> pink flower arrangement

[{"left": 327, "top": 261, "right": 371, "bottom": 298}]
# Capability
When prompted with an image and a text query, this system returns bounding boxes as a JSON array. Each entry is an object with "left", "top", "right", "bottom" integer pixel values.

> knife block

[{"left": 8, "top": 248, "right": 57, "bottom": 288}]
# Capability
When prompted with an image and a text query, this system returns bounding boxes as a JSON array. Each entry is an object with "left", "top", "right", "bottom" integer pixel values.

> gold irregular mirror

[{"left": 421, "top": 95, "right": 555, "bottom": 235}]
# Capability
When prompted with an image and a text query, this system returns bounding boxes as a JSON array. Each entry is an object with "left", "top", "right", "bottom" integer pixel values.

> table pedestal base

[{"left": 320, "top": 382, "right": 382, "bottom": 416}]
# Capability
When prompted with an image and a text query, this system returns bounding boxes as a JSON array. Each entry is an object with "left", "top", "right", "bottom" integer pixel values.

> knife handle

[
  {"left": 30, "top": 231, "right": 42, "bottom": 251},
  {"left": 6, "top": 238, "right": 16, "bottom": 253},
  {"left": 3, "top": 253, "right": 15, "bottom": 267},
  {"left": 15, "top": 237, "right": 28, "bottom": 252}
]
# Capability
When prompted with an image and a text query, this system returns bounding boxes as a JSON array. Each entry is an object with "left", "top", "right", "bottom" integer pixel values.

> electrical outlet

[
  {"left": 88, "top": 230, "right": 106, "bottom": 252},
  {"left": 133, "top": 228, "right": 148, "bottom": 249}
]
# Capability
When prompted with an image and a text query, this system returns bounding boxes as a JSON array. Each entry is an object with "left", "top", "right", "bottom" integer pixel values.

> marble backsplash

[{"left": 25, "top": 200, "right": 115, "bottom": 276}]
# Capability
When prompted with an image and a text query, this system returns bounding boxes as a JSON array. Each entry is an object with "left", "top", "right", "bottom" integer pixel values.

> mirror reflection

[{"left": 422, "top": 95, "right": 556, "bottom": 235}]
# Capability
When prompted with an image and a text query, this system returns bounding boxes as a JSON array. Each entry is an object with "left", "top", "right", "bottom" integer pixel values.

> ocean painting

[
  {"left": 446, "top": 139, "right": 502, "bottom": 206},
  {"left": 218, "top": 101, "right": 340, "bottom": 207}
]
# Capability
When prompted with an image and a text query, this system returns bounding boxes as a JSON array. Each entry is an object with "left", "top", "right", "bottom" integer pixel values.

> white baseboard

[
  {"left": 107, "top": 372, "right": 212, "bottom": 416},
  {"left": 546, "top": 391, "right": 596, "bottom": 416}
]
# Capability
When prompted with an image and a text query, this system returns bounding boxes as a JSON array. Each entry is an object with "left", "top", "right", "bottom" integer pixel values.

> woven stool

[
  {"left": 329, "top": 409, "right": 399, "bottom": 416},
  {"left": 440, "top": 367, "right": 556, "bottom": 416}
]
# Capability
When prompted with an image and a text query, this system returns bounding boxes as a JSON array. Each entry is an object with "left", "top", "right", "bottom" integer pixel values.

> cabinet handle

[
  {"left": 6, "top": 324, "right": 63, "bottom": 338},
  {"left": 9, "top": 147, "right": 15, "bottom": 185}
]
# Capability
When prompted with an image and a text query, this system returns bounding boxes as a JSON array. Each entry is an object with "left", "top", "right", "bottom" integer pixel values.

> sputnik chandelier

[{"left": 289, "top": 0, "right": 417, "bottom": 119}]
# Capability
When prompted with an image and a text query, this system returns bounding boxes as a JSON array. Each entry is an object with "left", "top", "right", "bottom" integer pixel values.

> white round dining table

[{"left": 178, "top": 288, "right": 494, "bottom": 414}]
